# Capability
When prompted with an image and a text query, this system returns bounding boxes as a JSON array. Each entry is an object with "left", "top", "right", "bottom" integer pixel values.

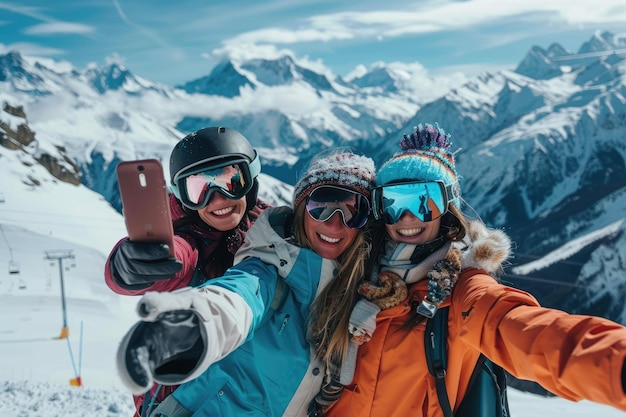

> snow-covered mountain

[
  {"left": 174, "top": 50, "right": 457, "bottom": 182},
  {"left": 1, "top": 30, "right": 625, "bottom": 331},
  {"left": 1, "top": 46, "right": 459, "bottom": 184}
]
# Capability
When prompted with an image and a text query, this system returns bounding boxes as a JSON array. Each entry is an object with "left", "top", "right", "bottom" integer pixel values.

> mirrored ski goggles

[
  {"left": 174, "top": 160, "right": 256, "bottom": 210},
  {"left": 305, "top": 185, "right": 371, "bottom": 229},
  {"left": 372, "top": 181, "right": 460, "bottom": 224}
]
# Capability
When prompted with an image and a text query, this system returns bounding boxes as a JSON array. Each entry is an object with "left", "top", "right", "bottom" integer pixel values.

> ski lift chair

[{"left": 8, "top": 261, "right": 20, "bottom": 275}]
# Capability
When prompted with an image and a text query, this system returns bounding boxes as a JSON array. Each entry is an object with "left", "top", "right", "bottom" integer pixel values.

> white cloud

[
  {"left": 24, "top": 22, "right": 95, "bottom": 35},
  {"left": 0, "top": 3, "right": 47, "bottom": 20},
  {"left": 432, "top": 62, "right": 514, "bottom": 79},
  {"left": 104, "top": 52, "right": 127, "bottom": 66},
  {"left": 218, "top": 0, "right": 626, "bottom": 48},
  {"left": 0, "top": 41, "right": 64, "bottom": 56}
]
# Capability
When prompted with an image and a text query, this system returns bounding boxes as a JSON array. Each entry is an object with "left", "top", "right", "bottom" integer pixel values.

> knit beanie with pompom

[
  {"left": 377, "top": 123, "right": 460, "bottom": 207},
  {"left": 293, "top": 148, "right": 376, "bottom": 209}
]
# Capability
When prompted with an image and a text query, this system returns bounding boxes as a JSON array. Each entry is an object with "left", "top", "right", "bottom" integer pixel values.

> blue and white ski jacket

[{"left": 169, "top": 206, "right": 337, "bottom": 416}]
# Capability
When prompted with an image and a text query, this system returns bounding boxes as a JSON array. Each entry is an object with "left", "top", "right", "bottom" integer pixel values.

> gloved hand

[
  {"left": 110, "top": 239, "right": 182, "bottom": 286},
  {"left": 117, "top": 288, "right": 211, "bottom": 395},
  {"left": 117, "top": 286, "right": 253, "bottom": 395}
]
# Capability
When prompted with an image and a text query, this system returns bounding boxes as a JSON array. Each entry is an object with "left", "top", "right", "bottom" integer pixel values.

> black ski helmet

[{"left": 169, "top": 126, "right": 261, "bottom": 210}]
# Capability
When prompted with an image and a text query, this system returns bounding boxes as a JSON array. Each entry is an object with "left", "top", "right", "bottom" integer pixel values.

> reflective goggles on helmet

[
  {"left": 305, "top": 185, "right": 371, "bottom": 229},
  {"left": 173, "top": 156, "right": 260, "bottom": 210},
  {"left": 372, "top": 180, "right": 460, "bottom": 224}
]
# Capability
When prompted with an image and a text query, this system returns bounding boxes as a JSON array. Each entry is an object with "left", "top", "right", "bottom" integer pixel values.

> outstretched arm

[
  {"left": 116, "top": 257, "right": 280, "bottom": 394},
  {"left": 454, "top": 270, "right": 626, "bottom": 411}
]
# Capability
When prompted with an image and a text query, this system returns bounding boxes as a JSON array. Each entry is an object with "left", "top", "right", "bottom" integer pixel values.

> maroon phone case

[{"left": 116, "top": 159, "right": 175, "bottom": 257}]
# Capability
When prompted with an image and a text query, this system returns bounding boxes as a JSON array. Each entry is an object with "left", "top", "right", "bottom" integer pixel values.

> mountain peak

[
  {"left": 348, "top": 62, "right": 398, "bottom": 91},
  {"left": 514, "top": 31, "right": 626, "bottom": 80},
  {"left": 0, "top": 51, "right": 47, "bottom": 92},
  {"left": 579, "top": 30, "right": 626, "bottom": 54},
  {"left": 179, "top": 51, "right": 336, "bottom": 97},
  {"left": 514, "top": 45, "right": 564, "bottom": 79},
  {"left": 85, "top": 62, "right": 135, "bottom": 93},
  {"left": 178, "top": 60, "right": 253, "bottom": 97}
]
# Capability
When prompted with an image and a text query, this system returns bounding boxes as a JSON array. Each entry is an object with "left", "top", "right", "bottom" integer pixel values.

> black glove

[
  {"left": 117, "top": 309, "right": 203, "bottom": 394},
  {"left": 110, "top": 239, "right": 182, "bottom": 286}
]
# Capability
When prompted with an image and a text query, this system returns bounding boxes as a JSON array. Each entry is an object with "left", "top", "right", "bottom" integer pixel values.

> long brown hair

[
  {"left": 292, "top": 199, "right": 370, "bottom": 364},
  {"left": 440, "top": 204, "right": 467, "bottom": 242}
]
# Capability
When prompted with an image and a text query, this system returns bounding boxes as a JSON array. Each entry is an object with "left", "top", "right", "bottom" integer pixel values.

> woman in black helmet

[{"left": 104, "top": 126, "right": 270, "bottom": 416}]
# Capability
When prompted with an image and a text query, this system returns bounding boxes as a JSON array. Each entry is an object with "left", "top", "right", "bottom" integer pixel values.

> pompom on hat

[
  {"left": 377, "top": 123, "right": 461, "bottom": 206},
  {"left": 293, "top": 148, "right": 376, "bottom": 209}
]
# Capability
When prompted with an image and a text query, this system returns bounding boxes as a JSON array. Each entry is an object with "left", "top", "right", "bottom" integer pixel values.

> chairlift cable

[
  {"left": 0, "top": 223, "right": 15, "bottom": 262},
  {"left": 552, "top": 48, "right": 626, "bottom": 61},
  {"left": 502, "top": 273, "right": 586, "bottom": 288}
]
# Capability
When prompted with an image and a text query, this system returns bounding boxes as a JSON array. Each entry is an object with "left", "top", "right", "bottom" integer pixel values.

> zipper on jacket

[{"left": 279, "top": 314, "right": 290, "bottom": 335}]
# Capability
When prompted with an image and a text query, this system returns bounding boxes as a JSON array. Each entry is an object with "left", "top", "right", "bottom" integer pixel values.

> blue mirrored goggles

[
  {"left": 305, "top": 185, "right": 371, "bottom": 229},
  {"left": 372, "top": 181, "right": 460, "bottom": 224},
  {"left": 172, "top": 157, "right": 260, "bottom": 210}
]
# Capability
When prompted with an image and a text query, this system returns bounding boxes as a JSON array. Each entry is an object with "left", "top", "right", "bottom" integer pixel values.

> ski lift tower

[
  {"left": 45, "top": 249, "right": 75, "bottom": 339},
  {"left": 0, "top": 196, "right": 22, "bottom": 284}
]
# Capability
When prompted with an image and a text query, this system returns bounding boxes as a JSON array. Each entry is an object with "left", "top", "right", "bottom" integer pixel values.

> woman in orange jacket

[{"left": 321, "top": 123, "right": 626, "bottom": 417}]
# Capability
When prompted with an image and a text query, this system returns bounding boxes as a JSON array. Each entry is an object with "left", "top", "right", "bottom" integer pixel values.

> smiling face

[
  {"left": 385, "top": 210, "right": 441, "bottom": 245},
  {"left": 303, "top": 207, "right": 359, "bottom": 260},
  {"left": 197, "top": 192, "right": 247, "bottom": 231}
]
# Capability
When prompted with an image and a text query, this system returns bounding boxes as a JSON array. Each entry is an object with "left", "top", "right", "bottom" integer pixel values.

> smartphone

[{"left": 116, "top": 159, "right": 175, "bottom": 257}]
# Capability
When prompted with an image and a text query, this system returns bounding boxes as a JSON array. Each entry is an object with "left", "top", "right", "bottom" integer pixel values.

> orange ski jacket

[{"left": 327, "top": 269, "right": 626, "bottom": 417}]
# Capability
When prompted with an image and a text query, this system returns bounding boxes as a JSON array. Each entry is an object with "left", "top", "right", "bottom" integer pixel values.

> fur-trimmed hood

[
  {"left": 414, "top": 220, "right": 512, "bottom": 315},
  {"left": 457, "top": 220, "right": 512, "bottom": 276}
]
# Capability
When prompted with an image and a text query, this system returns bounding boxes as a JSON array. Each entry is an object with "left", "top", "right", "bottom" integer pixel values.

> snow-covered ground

[
  {"left": 0, "top": 223, "right": 137, "bottom": 417},
  {"left": 2, "top": 376, "right": 626, "bottom": 417}
]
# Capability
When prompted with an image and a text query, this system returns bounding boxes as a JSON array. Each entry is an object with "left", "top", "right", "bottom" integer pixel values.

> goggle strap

[
  {"left": 170, "top": 182, "right": 181, "bottom": 200},
  {"left": 445, "top": 181, "right": 461, "bottom": 202},
  {"left": 248, "top": 152, "right": 261, "bottom": 178}
]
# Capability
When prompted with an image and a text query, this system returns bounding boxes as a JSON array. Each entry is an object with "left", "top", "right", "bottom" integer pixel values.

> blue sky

[{"left": 1, "top": 0, "right": 625, "bottom": 86}]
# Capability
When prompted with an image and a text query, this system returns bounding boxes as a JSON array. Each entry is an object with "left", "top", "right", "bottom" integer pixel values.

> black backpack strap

[
  {"left": 425, "top": 307, "right": 454, "bottom": 417},
  {"left": 455, "top": 356, "right": 510, "bottom": 417},
  {"left": 425, "top": 306, "right": 511, "bottom": 417}
]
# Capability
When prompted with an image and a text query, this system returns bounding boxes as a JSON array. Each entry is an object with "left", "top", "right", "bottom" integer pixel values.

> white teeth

[
  {"left": 212, "top": 206, "right": 235, "bottom": 216},
  {"left": 319, "top": 233, "right": 340, "bottom": 243},
  {"left": 397, "top": 228, "right": 423, "bottom": 237}
]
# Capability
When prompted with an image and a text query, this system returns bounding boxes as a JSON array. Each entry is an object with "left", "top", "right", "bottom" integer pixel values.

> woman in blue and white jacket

[{"left": 116, "top": 148, "right": 376, "bottom": 417}]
